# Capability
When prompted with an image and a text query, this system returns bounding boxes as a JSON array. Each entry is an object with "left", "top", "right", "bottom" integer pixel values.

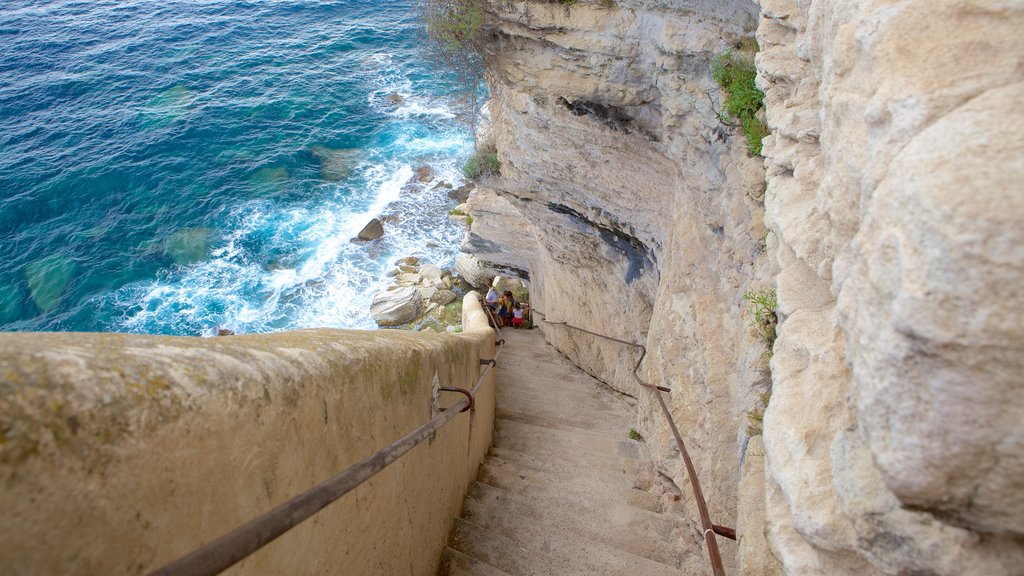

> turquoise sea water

[{"left": 0, "top": 0, "right": 472, "bottom": 334}]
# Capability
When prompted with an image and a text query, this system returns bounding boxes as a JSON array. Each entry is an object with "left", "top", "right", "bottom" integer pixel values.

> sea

[{"left": 0, "top": 0, "right": 473, "bottom": 335}]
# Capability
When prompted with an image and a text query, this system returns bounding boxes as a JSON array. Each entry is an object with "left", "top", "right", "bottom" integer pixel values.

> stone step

[
  {"left": 476, "top": 454, "right": 665, "bottom": 514},
  {"left": 479, "top": 451, "right": 644, "bottom": 494},
  {"left": 463, "top": 481, "right": 687, "bottom": 568},
  {"left": 448, "top": 517, "right": 573, "bottom": 576},
  {"left": 458, "top": 493, "right": 688, "bottom": 576},
  {"left": 440, "top": 546, "right": 513, "bottom": 576},
  {"left": 491, "top": 417, "right": 644, "bottom": 475},
  {"left": 495, "top": 393, "right": 630, "bottom": 434},
  {"left": 487, "top": 442, "right": 644, "bottom": 481}
]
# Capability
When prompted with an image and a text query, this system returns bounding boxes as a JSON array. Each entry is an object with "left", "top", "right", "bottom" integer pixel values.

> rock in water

[
  {"left": 138, "top": 84, "right": 192, "bottom": 128},
  {"left": 356, "top": 218, "right": 384, "bottom": 241},
  {"left": 397, "top": 256, "right": 420, "bottom": 267},
  {"left": 370, "top": 287, "right": 421, "bottom": 326},
  {"left": 310, "top": 145, "right": 359, "bottom": 181},
  {"left": 414, "top": 165, "right": 434, "bottom": 183},
  {"left": 248, "top": 166, "right": 290, "bottom": 196},
  {"left": 24, "top": 255, "right": 77, "bottom": 313},
  {"left": 448, "top": 184, "right": 474, "bottom": 203},
  {"left": 165, "top": 228, "right": 214, "bottom": 265}
]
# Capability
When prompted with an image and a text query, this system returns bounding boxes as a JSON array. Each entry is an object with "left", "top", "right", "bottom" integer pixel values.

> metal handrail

[
  {"left": 532, "top": 309, "right": 730, "bottom": 576},
  {"left": 149, "top": 317, "right": 505, "bottom": 576}
]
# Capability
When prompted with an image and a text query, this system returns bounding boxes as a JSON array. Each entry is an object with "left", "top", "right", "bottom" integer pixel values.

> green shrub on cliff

[
  {"left": 463, "top": 150, "right": 500, "bottom": 180},
  {"left": 712, "top": 51, "right": 767, "bottom": 156}
]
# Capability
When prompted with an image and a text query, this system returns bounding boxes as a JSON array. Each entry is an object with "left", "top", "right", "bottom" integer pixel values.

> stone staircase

[{"left": 439, "top": 328, "right": 703, "bottom": 576}]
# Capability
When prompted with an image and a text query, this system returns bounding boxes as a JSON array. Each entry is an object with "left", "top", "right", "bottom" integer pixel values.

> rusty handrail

[
  {"left": 532, "top": 309, "right": 728, "bottom": 576},
  {"left": 149, "top": 328, "right": 505, "bottom": 576}
]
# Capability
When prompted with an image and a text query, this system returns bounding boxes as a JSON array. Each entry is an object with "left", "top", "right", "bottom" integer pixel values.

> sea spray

[{"left": 0, "top": 0, "right": 473, "bottom": 334}]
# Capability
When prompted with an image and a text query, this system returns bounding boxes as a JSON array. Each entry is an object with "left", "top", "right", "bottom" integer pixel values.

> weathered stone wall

[
  {"left": 464, "top": 2, "right": 770, "bottom": 573},
  {"left": 757, "top": 0, "right": 1024, "bottom": 573},
  {"left": 465, "top": 0, "right": 1023, "bottom": 573},
  {"left": 0, "top": 295, "right": 497, "bottom": 576}
]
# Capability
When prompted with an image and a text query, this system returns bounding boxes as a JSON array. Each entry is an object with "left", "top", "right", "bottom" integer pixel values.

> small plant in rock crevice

[
  {"left": 742, "top": 287, "right": 777, "bottom": 436},
  {"left": 712, "top": 50, "right": 767, "bottom": 156},
  {"left": 628, "top": 428, "right": 643, "bottom": 441},
  {"left": 743, "top": 287, "right": 777, "bottom": 359}
]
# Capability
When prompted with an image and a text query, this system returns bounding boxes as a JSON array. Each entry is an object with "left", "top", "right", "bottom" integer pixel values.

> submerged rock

[
  {"left": 310, "top": 145, "right": 359, "bottom": 181},
  {"left": 370, "top": 287, "right": 421, "bottom": 326},
  {"left": 165, "top": 228, "right": 215, "bottom": 266},
  {"left": 24, "top": 254, "right": 77, "bottom": 313},
  {"left": 386, "top": 92, "right": 405, "bottom": 106},
  {"left": 414, "top": 165, "right": 435, "bottom": 183},
  {"left": 138, "top": 84, "right": 193, "bottom": 128},
  {"left": 355, "top": 218, "right": 384, "bottom": 241},
  {"left": 248, "top": 166, "right": 290, "bottom": 195}
]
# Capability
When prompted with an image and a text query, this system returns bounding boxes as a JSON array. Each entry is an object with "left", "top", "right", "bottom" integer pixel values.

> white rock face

[
  {"left": 465, "top": 2, "right": 768, "bottom": 573},
  {"left": 757, "top": 0, "right": 1024, "bottom": 572},
  {"left": 419, "top": 263, "right": 442, "bottom": 281},
  {"left": 455, "top": 253, "right": 500, "bottom": 289},
  {"left": 369, "top": 287, "right": 420, "bottom": 327},
  {"left": 460, "top": 0, "right": 1023, "bottom": 573}
]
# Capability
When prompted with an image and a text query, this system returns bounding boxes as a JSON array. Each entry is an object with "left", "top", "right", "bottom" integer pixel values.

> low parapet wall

[{"left": 0, "top": 294, "right": 496, "bottom": 576}]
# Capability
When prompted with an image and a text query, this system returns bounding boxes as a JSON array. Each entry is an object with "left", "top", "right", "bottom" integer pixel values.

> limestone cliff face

[
  {"left": 465, "top": 1, "right": 768, "bottom": 573},
  {"left": 464, "top": 0, "right": 1023, "bottom": 573},
  {"left": 757, "top": 0, "right": 1024, "bottom": 573}
]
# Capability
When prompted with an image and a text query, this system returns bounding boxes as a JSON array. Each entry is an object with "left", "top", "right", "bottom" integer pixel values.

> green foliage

[
  {"left": 462, "top": 150, "right": 500, "bottom": 180},
  {"left": 511, "top": 285, "right": 529, "bottom": 303},
  {"left": 425, "top": 0, "right": 483, "bottom": 51},
  {"left": 742, "top": 288, "right": 778, "bottom": 358},
  {"left": 466, "top": 214, "right": 474, "bottom": 226},
  {"left": 422, "top": 0, "right": 486, "bottom": 138},
  {"left": 712, "top": 51, "right": 767, "bottom": 156},
  {"left": 628, "top": 428, "right": 643, "bottom": 441},
  {"left": 742, "top": 115, "right": 768, "bottom": 156},
  {"left": 448, "top": 208, "right": 466, "bottom": 216}
]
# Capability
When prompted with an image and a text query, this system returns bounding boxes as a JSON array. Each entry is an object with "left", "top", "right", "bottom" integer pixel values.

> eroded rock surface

[
  {"left": 463, "top": 2, "right": 769, "bottom": 573},
  {"left": 756, "top": 0, "right": 1024, "bottom": 573},
  {"left": 462, "top": 0, "right": 1023, "bottom": 573},
  {"left": 370, "top": 287, "right": 420, "bottom": 326}
]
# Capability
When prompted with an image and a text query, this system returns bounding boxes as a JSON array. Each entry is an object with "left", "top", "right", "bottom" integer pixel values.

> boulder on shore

[
  {"left": 356, "top": 218, "right": 384, "bottom": 241},
  {"left": 448, "top": 184, "right": 474, "bottom": 203},
  {"left": 455, "top": 253, "right": 495, "bottom": 288},
  {"left": 370, "top": 287, "right": 421, "bottom": 326},
  {"left": 420, "top": 263, "right": 443, "bottom": 281},
  {"left": 431, "top": 289, "right": 458, "bottom": 306}
]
